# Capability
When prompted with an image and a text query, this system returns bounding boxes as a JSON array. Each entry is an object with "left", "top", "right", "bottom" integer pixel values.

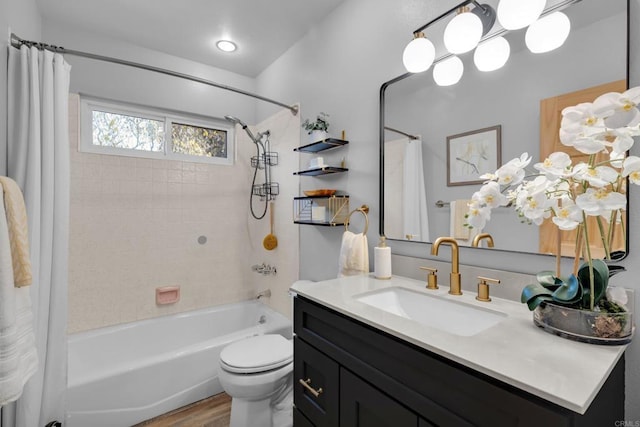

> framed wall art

[{"left": 447, "top": 125, "right": 501, "bottom": 186}]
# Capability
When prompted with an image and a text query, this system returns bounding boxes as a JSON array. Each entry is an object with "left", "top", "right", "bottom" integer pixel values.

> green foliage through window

[
  {"left": 92, "top": 110, "right": 164, "bottom": 152},
  {"left": 172, "top": 122, "right": 227, "bottom": 158}
]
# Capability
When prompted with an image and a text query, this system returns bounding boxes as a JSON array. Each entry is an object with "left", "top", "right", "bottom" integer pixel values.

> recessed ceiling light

[{"left": 216, "top": 40, "right": 237, "bottom": 52}]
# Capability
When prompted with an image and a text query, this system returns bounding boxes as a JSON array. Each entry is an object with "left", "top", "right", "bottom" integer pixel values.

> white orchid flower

[
  {"left": 622, "top": 156, "right": 640, "bottom": 184},
  {"left": 465, "top": 200, "right": 492, "bottom": 229},
  {"left": 593, "top": 87, "right": 640, "bottom": 129},
  {"left": 534, "top": 152, "right": 572, "bottom": 179},
  {"left": 496, "top": 163, "right": 526, "bottom": 187},
  {"left": 474, "top": 181, "right": 507, "bottom": 208},
  {"left": 552, "top": 199, "right": 583, "bottom": 231},
  {"left": 574, "top": 164, "right": 619, "bottom": 188},
  {"left": 503, "top": 152, "right": 533, "bottom": 169},
  {"left": 576, "top": 188, "right": 626, "bottom": 216}
]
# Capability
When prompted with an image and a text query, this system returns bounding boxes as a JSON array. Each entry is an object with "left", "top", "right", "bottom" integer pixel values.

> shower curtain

[
  {"left": 2, "top": 45, "right": 71, "bottom": 427},
  {"left": 403, "top": 138, "right": 429, "bottom": 242}
]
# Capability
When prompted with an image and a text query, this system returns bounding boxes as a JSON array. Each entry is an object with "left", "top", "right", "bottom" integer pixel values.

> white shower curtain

[
  {"left": 403, "top": 138, "right": 429, "bottom": 242},
  {"left": 2, "top": 45, "right": 71, "bottom": 427}
]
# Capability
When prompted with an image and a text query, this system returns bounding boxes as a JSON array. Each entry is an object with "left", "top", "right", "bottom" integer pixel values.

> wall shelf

[
  {"left": 294, "top": 166, "right": 348, "bottom": 176},
  {"left": 294, "top": 195, "right": 349, "bottom": 225},
  {"left": 294, "top": 138, "right": 349, "bottom": 153}
]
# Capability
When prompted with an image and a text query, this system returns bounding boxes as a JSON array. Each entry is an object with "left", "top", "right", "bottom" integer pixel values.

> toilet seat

[{"left": 220, "top": 334, "right": 293, "bottom": 374}]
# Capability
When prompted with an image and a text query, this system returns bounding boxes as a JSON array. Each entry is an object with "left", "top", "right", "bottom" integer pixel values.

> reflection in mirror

[{"left": 381, "top": 0, "right": 628, "bottom": 257}]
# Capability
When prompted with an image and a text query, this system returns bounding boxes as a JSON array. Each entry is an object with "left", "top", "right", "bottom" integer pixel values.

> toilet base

[{"left": 228, "top": 374, "right": 293, "bottom": 427}]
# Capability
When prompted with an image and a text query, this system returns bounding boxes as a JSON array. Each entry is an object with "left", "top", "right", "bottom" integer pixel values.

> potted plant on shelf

[
  {"left": 465, "top": 86, "right": 640, "bottom": 344},
  {"left": 302, "top": 112, "right": 330, "bottom": 143}
]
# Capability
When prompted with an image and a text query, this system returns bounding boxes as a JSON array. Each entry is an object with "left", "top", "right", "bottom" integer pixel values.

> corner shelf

[
  {"left": 294, "top": 166, "right": 348, "bottom": 176},
  {"left": 294, "top": 138, "right": 349, "bottom": 153}
]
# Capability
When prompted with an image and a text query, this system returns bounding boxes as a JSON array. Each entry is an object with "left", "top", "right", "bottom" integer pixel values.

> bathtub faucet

[
  {"left": 256, "top": 289, "right": 272, "bottom": 300},
  {"left": 252, "top": 263, "right": 277, "bottom": 276}
]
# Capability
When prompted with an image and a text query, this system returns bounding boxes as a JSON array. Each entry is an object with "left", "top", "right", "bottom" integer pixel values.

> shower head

[
  {"left": 224, "top": 115, "right": 248, "bottom": 128},
  {"left": 224, "top": 115, "right": 261, "bottom": 145}
]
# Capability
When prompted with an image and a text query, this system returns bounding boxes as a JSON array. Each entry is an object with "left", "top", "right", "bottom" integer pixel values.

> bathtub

[{"left": 66, "top": 300, "right": 292, "bottom": 427}]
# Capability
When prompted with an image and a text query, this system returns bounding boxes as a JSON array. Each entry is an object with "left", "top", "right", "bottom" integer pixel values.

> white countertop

[{"left": 290, "top": 274, "right": 626, "bottom": 414}]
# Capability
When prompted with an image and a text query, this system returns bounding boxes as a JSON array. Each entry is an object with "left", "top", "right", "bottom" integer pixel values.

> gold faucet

[
  {"left": 430, "top": 237, "right": 461, "bottom": 295},
  {"left": 472, "top": 233, "right": 494, "bottom": 248}
]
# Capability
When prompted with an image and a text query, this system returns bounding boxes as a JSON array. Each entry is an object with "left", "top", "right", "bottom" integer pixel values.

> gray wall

[{"left": 257, "top": 0, "right": 640, "bottom": 419}]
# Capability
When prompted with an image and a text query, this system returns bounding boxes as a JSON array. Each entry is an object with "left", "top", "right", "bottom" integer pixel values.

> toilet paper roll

[{"left": 374, "top": 246, "right": 392, "bottom": 279}]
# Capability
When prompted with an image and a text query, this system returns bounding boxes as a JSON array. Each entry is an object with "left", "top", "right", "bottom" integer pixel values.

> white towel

[
  {"left": 338, "top": 231, "right": 369, "bottom": 277},
  {"left": 450, "top": 200, "right": 481, "bottom": 247},
  {"left": 0, "top": 189, "right": 38, "bottom": 405}
]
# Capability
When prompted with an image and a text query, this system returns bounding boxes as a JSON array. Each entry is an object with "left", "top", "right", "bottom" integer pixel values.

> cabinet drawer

[
  {"left": 294, "top": 337, "right": 339, "bottom": 427},
  {"left": 293, "top": 407, "right": 314, "bottom": 427}
]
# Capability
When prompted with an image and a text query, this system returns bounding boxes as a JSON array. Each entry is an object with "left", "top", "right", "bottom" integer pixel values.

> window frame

[{"left": 80, "top": 96, "right": 235, "bottom": 166}]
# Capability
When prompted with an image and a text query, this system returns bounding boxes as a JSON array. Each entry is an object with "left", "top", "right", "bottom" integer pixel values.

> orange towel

[{"left": 0, "top": 177, "right": 32, "bottom": 287}]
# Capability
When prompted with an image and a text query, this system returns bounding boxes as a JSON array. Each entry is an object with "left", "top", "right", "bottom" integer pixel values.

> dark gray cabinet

[{"left": 293, "top": 296, "right": 625, "bottom": 427}]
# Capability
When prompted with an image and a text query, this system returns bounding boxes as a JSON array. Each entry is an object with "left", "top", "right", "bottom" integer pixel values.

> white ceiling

[{"left": 36, "top": 0, "right": 347, "bottom": 77}]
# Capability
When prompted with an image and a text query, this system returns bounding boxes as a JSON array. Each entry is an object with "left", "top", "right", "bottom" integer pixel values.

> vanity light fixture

[
  {"left": 216, "top": 40, "right": 237, "bottom": 52},
  {"left": 497, "top": 0, "right": 545, "bottom": 30},
  {"left": 402, "top": 32, "right": 436, "bottom": 73},
  {"left": 402, "top": 0, "right": 578, "bottom": 80},
  {"left": 443, "top": 4, "right": 495, "bottom": 55},
  {"left": 525, "top": 12, "right": 571, "bottom": 54},
  {"left": 433, "top": 56, "right": 464, "bottom": 86},
  {"left": 473, "top": 36, "right": 510, "bottom": 72}
]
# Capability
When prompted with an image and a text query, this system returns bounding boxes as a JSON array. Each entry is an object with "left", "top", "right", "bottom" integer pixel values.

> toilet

[{"left": 218, "top": 334, "right": 293, "bottom": 427}]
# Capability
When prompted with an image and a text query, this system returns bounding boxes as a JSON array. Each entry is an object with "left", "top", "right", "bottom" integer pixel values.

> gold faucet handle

[
  {"left": 419, "top": 267, "right": 439, "bottom": 290},
  {"left": 476, "top": 276, "right": 500, "bottom": 302}
]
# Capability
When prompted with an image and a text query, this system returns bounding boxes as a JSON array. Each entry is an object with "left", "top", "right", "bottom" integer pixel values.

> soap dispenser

[{"left": 374, "top": 236, "right": 392, "bottom": 280}]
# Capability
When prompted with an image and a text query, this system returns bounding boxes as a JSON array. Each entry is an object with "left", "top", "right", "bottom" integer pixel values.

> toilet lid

[{"left": 220, "top": 334, "right": 293, "bottom": 374}]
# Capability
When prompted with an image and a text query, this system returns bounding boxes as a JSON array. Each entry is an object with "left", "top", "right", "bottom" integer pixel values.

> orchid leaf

[
  {"left": 521, "top": 283, "right": 553, "bottom": 304},
  {"left": 578, "top": 259, "right": 609, "bottom": 307},
  {"left": 527, "top": 295, "right": 554, "bottom": 311},
  {"left": 535, "top": 271, "right": 562, "bottom": 290},
  {"left": 551, "top": 274, "right": 582, "bottom": 303}
]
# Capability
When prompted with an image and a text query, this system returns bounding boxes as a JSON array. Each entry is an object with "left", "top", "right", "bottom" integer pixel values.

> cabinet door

[
  {"left": 340, "top": 368, "right": 419, "bottom": 427},
  {"left": 294, "top": 337, "right": 339, "bottom": 427}
]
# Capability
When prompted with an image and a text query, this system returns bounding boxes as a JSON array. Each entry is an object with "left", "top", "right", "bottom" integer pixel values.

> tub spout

[{"left": 257, "top": 289, "right": 272, "bottom": 299}]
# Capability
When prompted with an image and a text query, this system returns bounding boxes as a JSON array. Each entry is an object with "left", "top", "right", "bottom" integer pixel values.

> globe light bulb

[
  {"left": 526, "top": 12, "right": 571, "bottom": 54},
  {"left": 402, "top": 33, "right": 436, "bottom": 73},
  {"left": 497, "top": 0, "right": 545, "bottom": 30},
  {"left": 444, "top": 11, "right": 483, "bottom": 54},
  {"left": 433, "top": 56, "right": 464, "bottom": 86},
  {"left": 474, "top": 36, "right": 510, "bottom": 72}
]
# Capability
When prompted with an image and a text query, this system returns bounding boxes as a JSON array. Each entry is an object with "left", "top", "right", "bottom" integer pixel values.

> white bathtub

[{"left": 66, "top": 300, "right": 292, "bottom": 427}]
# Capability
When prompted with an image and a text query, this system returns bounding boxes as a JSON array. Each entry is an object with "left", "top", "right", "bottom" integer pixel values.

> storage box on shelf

[{"left": 293, "top": 195, "right": 349, "bottom": 226}]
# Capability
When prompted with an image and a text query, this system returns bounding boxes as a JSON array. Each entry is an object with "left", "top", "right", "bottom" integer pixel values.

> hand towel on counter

[
  {"left": 338, "top": 231, "right": 369, "bottom": 278},
  {"left": 0, "top": 176, "right": 32, "bottom": 287},
  {"left": 0, "top": 186, "right": 38, "bottom": 405}
]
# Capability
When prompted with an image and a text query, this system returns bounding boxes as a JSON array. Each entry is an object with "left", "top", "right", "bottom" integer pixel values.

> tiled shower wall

[{"left": 67, "top": 94, "right": 300, "bottom": 333}]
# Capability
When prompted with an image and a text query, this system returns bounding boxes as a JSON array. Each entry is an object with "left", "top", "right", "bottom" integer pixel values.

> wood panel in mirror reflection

[{"left": 380, "top": 0, "right": 629, "bottom": 257}]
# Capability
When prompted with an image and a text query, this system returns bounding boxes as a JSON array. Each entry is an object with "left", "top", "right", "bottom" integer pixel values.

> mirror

[{"left": 380, "top": 0, "right": 629, "bottom": 256}]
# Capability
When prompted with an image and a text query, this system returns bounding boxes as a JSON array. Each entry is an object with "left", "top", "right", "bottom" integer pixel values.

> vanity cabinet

[{"left": 293, "top": 296, "right": 624, "bottom": 427}]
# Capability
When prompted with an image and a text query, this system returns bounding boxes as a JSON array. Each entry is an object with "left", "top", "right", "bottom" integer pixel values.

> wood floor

[{"left": 134, "top": 393, "right": 231, "bottom": 427}]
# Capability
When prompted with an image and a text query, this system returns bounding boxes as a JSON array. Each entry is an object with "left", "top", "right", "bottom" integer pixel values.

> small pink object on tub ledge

[{"left": 156, "top": 286, "right": 180, "bottom": 305}]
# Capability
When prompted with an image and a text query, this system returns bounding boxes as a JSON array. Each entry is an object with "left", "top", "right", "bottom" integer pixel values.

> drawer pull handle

[{"left": 299, "top": 378, "right": 323, "bottom": 397}]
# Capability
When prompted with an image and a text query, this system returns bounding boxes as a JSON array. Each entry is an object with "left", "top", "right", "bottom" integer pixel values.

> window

[{"left": 80, "top": 97, "right": 235, "bottom": 165}]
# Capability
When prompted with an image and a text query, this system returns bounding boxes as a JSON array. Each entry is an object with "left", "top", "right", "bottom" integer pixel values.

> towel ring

[{"left": 344, "top": 205, "right": 369, "bottom": 234}]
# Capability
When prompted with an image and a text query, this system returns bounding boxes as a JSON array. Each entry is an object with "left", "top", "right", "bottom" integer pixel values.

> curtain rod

[
  {"left": 384, "top": 126, "right": 418, "bottom": 140},
  {"left": 10, "top": 33, "right": 299, "bottom": 116}
]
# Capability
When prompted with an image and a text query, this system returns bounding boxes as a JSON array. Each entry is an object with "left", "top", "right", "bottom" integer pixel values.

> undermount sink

[{"left": 354, "top": 287, "right": 507, "bottom": 337}]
